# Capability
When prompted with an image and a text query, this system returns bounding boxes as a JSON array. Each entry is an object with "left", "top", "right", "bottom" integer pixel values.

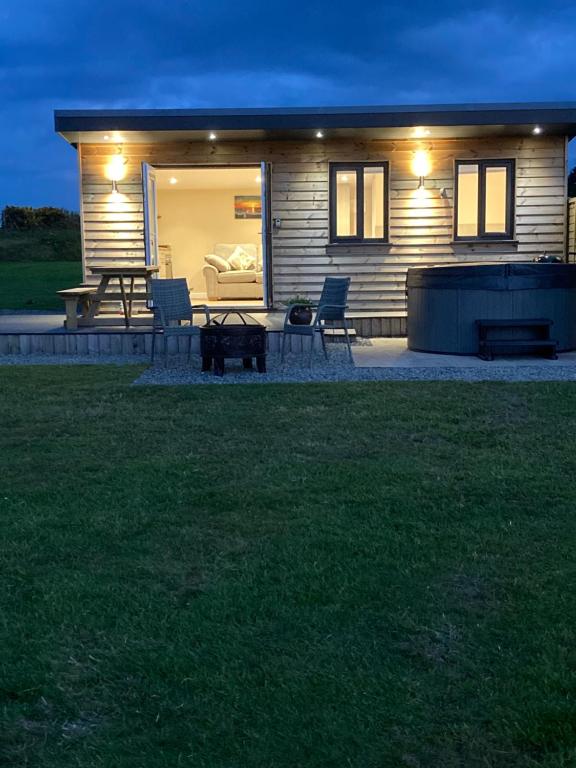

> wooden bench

[
  {"left": 476, "top": 318, "right": 558, "bottom": 361},
  {"left": 58, "top": 287, "right": 97, "bottom": 330}
]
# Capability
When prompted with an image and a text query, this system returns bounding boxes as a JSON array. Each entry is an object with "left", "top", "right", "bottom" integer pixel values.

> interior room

[
  {"left": 155, "top": 166, "right": 265, "bottom": 306},
  {"left": 335, "top": 166, "right": 386, "bottom": 238}
]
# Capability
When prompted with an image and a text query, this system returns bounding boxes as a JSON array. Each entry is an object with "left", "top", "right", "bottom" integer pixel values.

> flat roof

[{"left": 54, "top": 102, "right": 576, "bottom": 143}]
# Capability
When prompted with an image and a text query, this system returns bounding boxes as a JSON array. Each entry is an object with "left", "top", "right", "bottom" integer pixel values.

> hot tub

[{"left": 406, "top": 262, "right": 576, "bottom": 354}]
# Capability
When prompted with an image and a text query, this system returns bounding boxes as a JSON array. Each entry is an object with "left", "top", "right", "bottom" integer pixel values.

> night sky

[{"left": 1, "top": 0, "right": 575, "bottom": 212}]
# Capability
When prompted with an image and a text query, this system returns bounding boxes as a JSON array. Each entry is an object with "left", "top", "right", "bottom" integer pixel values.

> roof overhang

[{"left": 54, "top": 102, "right": 576, "bottom": 145}]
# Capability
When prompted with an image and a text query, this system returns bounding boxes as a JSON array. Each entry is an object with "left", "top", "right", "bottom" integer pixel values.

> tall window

[
  {"left": 329, "top": 162, "right": 389, "bottom": 243},
  {"left": 455, "top": 160, "right": 515, "bottom": 240}
]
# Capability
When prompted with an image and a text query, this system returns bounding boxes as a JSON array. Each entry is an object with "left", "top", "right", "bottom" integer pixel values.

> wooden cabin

[{"left": 55, "top": 103, "right": 576, "bottom": 335}]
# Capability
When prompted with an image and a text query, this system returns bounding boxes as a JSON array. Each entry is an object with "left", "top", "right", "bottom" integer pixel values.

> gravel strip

[
  {"left": 1, "top": 347, "right": 575, "bottom": 382},
  {"left": 133, "top": 347, "right": 576, "bottom": 385}
]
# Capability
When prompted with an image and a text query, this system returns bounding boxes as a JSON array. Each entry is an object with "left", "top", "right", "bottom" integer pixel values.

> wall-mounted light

[
  {"left": 413, "top": 126, "right": 431, "bottom": 138},
  {"left": 411, "top": 149, "right": 431, "bottom": 188},
  {"left": 208, "top": 132, "right": 217, "bottom": 141},
  {"left": 169, "top": 177, "right": 178, "bottom": 185},
  {"left": 533, "top": 125, "right": 542, "bottom": 135},
  {"left": 255, "top": 174, "right": 262, "bottom": 183},
  {"left": 315, "top": 130, "right": 324, "bottom": 138},
  {"left": 106, "top": 146, "right": 127, "bottom": 193}
]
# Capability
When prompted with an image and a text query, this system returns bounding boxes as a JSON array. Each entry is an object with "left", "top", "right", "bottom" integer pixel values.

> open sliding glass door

[
  {"left": 142, "top": 163, "right": 158, "bottom": 269},
  {"left": 261, "top": 161, "right": 273, "bottom": 307}
]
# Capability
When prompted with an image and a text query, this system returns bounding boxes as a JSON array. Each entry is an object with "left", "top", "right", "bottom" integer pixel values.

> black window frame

[
  {"left": 454, "top": 159, "right": 515, "bottom": 241},
  {"left": 329, "top": 162, "right": 389, "bottom": 244}
]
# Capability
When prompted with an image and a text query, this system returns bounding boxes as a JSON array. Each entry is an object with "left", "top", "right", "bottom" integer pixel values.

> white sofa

[{"left": 202, "top": 243, "right": 263, "bottom": 301}]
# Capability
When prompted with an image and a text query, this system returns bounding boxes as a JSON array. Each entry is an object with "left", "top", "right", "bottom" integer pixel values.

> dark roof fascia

[{"left": 54, "top": 102, "right": 576, "bottom": 135}]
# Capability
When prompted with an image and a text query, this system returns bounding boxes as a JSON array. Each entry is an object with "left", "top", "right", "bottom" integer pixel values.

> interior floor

[{"left": 190, "top": 295, "right": 262, "bottom": 307}]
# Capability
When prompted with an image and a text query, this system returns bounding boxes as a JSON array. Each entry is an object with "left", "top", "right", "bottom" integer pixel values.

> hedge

[{"left": 1, "top": 206, "right": 80, "bottom": 231}]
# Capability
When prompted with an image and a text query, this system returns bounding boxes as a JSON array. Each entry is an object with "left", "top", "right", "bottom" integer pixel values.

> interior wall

[
  {"left": 156, "top": 187, "right": 261, "bottom": 294},
  {"left": 336, "top": 181, "right": 355, "bottom": 236}
]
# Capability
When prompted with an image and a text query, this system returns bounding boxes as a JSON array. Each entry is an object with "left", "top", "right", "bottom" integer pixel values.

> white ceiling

[{"left": 155, "top": 166, "right": 261, "bottom": 190}]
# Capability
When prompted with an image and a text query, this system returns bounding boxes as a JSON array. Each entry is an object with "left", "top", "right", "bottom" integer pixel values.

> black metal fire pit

[{"left": 200, "top": 312, "right": 267, "bottom": 376}]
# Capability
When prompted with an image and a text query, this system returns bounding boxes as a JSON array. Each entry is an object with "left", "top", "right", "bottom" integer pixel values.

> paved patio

[
  {"left": 0, "top": 311, "right": 288, "bottom": 334},
  {"left": 2, "top": 313, "right": 576, "bottom": 381},
  {"left": 352, "top": 338, "right": 576, "bottom": 368}
]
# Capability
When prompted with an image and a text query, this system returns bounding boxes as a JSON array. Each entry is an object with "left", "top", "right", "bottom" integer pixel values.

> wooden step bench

[
  {"left": 476, "top": 318, "right": 558, "bottom": 361},
  {"left": 58, "top": 287, "right": 98, "bottom": 330}
]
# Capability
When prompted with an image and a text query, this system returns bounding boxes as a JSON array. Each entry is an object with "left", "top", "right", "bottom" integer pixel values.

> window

[
  {"left": 329, "top": 162, "right": 389, "bottom": 242},
  {"left": 455, "top": 160, "right": 515, "bottom": 240}
]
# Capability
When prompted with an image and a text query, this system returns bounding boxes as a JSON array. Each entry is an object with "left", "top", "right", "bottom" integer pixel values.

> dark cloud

[{"left": 0, "top": 0, "right": 574, "bottom": 209}]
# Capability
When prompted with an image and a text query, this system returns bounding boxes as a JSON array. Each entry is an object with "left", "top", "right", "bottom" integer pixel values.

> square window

[
  {"left": 455, "top": 160, "right": 514, "bottom": 240},
  {"left": 330, "top": 163, "right": 389, "bottom": 242}
]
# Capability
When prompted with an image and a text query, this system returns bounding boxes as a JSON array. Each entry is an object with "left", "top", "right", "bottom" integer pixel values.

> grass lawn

[
  {"left": 1, "top": 367, "right": 575, "bottom": 767},
  {"left": 0, "top": 261, "right": 82, "bottom": 310},
  {"left": 0, "top": 227, "right": 82, "bottom": 309},
  {"left": 0, "top": 228, "right": 81, "bottom": 263}
]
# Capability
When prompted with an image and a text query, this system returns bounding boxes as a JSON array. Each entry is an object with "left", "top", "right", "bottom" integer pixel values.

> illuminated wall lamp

[
  {"left": 106, "top": 149, "right": 127, "bottom": 194},
  {"left": 411, "top": 150, "right": 431, "bottom": 189}
]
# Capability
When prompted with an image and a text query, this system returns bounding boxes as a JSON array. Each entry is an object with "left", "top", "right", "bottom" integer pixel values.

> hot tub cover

[{"left": 406, "top": 262, "right": 576, "bottom": 291}]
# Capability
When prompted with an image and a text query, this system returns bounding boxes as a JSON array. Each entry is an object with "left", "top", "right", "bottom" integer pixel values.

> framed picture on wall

[{"left": 234, "top": 196, "right": 261, "bottom": 219}]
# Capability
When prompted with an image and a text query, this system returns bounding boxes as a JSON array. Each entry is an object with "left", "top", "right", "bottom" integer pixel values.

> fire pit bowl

[{"left": 200, "top": 312, "right": 267, "bottom": 376}]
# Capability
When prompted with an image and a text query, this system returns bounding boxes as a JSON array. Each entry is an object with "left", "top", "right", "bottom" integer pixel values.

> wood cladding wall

[
  {"left": 79, "top": 136, "right": 567, "bottom": 315},
  {"left": 569, "top": 198, "right": 576, "bottom": 264}
]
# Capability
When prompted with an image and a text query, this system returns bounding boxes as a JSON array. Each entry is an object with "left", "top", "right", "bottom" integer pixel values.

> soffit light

[{"left": 413, "top": 127, "right": 431, "bottom": 138}]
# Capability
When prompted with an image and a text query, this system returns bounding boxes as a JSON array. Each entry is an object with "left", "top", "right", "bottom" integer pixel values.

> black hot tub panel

[{"left": 406, "top": 262, "right": 576, "bottom": 354}]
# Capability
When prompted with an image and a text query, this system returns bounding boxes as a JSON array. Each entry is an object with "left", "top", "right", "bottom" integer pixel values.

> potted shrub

[
  {"left": 285, "top": 295, "right": 314, "bottom": 325},
  {"left": 535, "top": 252, "right": 563, "bottom": 263}
]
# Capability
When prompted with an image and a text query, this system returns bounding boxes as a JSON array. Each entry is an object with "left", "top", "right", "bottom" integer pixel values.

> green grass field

[
  {"left": 0, "top": 227, "right": 81, "bottom": 263},
  {"left": 0, "top": 261, "right": 82, "bottom": 309},
  {"left": 0, "top": 228, "right": 82, "bottom": 309},
  {"left": 1, "top": 368, "right": 575, "bottom": 767}
]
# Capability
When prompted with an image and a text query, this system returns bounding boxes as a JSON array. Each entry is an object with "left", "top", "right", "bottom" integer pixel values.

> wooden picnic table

[{"left": 86, "top": 265, "right": 159, "bottom": 327}]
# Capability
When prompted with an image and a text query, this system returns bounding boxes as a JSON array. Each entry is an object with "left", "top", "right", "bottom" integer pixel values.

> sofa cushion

[
  {"left": 228, "top": 246, "right": 256, "bottom": 271},
  {"left": 218, "top": 270, "right": 257, "bottom": 284},
  {"left": 205, "top": 254, "right": 230, "bottom": 272},
  {"left": 214, "top": 243, "right": 258, "bottom": 261}
]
